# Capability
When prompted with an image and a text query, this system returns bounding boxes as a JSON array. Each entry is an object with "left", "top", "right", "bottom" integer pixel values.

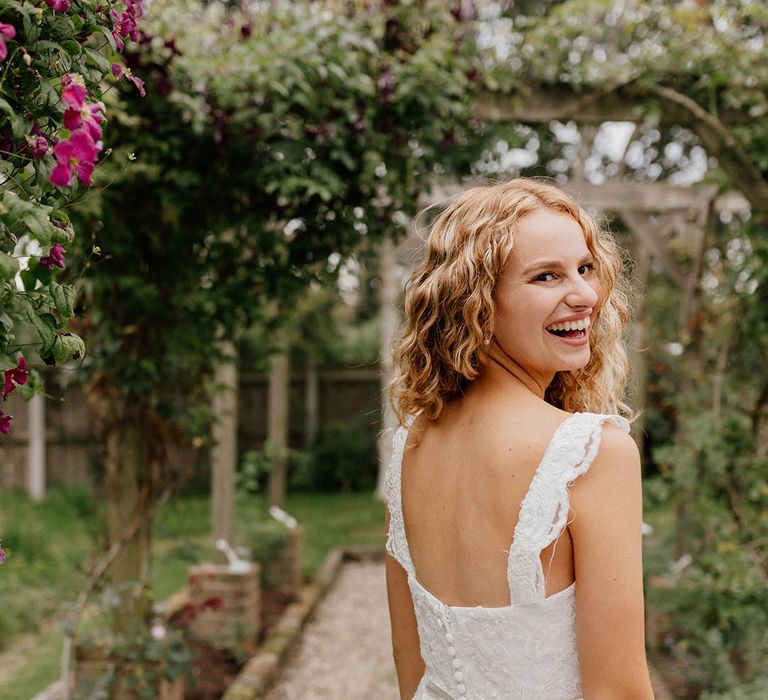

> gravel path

[{"left": 265, "top": 560, "right": 399, "bottom": 700}]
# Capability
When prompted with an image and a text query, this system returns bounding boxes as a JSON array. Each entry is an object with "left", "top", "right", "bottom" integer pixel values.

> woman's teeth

[{"left": 546, "top": 317, "right": 590, "bottom": 333}]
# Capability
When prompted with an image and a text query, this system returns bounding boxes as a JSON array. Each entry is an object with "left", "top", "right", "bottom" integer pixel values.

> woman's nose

[{"left": 566, "top": 273, "right": 600, "bottom": 308}]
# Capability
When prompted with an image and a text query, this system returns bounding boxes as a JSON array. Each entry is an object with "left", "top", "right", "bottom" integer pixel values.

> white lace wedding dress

[{"left": 385, "top": 411, "right": 630, "bottom": 700}]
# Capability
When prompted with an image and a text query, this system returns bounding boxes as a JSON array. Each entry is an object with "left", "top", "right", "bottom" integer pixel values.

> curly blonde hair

[{"left": 390, "top": 178, "right": 632, "bottom": 425}]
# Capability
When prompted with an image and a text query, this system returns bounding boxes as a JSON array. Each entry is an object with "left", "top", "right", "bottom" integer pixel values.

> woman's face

[{"left": 492, "top": 207, "right": 601, "bottom": 384}]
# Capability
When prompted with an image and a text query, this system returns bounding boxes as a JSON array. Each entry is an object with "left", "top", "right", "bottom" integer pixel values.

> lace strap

[
  {"left": 507, "top": 412, "right": 630, "bottom": 604},
  {"left": 384, "top": 417, "right": 416, "bottom": 575}
]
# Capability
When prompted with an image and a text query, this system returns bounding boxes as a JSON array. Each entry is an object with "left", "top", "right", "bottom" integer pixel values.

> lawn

[{"left": 0, "top": 485, "right": 386, "bottom": 700}]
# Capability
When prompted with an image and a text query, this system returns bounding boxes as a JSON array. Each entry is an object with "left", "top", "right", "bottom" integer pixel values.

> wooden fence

[{"left": 0, "top": 368, "right": 382, "bottom": 490}]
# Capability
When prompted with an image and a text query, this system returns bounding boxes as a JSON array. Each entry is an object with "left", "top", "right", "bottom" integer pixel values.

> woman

[{"left": 385, "top": 179, "right": 654, "bottom": 700}]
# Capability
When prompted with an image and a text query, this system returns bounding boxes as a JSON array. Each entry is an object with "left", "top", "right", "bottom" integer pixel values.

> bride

[{"left": 385, "top": 179, "right": 654, "bottom": 699}]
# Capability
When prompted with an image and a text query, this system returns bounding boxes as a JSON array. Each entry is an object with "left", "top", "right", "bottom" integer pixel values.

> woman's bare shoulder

[{"left": 570, "top": 421, "right": 641, "bottom": 506}]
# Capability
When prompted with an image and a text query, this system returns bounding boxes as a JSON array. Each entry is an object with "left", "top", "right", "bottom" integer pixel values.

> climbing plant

[{"left": 0, "top": 0, "right": 146, "bottom": 436}]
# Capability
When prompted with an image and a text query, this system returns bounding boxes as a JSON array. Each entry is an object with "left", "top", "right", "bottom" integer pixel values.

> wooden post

[
  {"left": 304, "top": 357, "right": 319, "bottom": 448},
  {"left": 267, "top": 330, "right": 290, "bottom": 509},
  {"left": 376, "top": 237, "right": 402, "bottom": 501},
  {"left": 628, "top": 244, "right": 651, "bottom": 456},
  {"left": 27, "top": 389, "right": 46, "bottom": 501},
  {"left": 211, "top": 343, "right": 238, "bottom": 554}
]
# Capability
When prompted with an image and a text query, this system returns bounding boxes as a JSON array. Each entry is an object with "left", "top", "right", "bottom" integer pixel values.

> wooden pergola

[{"left": 375, "top": 86, "right": 753, "bottom": 497}]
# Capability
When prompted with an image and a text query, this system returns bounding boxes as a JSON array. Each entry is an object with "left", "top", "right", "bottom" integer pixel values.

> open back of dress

[{"left": 385, "top": 411, "right": 629, "bottom": 700}]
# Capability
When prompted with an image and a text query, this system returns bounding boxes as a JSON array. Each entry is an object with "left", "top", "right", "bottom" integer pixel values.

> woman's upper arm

[
  {"left": 568, "top": 425, "right": 654, "bottom": 699},
  {"left": 385, "top": 511, "right": 425, "bottom": 699}
]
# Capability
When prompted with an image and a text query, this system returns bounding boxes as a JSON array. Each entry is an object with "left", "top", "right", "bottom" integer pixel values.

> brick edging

[{"left": 221, "top": 546, "right": 384, "bottom": 700}]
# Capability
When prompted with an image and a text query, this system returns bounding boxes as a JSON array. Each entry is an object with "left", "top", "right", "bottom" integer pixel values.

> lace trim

[
  {"left": 385, "top": 420, "right": 415, "bottom": 575},
  {"left": 507, "top": 412, "right": 630, "bottom": 604}
]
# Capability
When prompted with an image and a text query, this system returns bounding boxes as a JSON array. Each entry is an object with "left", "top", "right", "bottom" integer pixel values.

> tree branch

[{"left": 648, "top": 85, "right": 768, "bottom": 228}]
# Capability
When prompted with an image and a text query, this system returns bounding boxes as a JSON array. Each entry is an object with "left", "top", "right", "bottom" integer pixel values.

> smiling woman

[{"left": 384, "top": 179, "right": 653, "bottom": 700}]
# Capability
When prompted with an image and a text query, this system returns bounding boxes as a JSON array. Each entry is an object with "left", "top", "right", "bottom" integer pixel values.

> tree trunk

[
  {"left": 267, "top": 331, "right": 290, "bottom": 509},
  {"left": 104, "top": 407, "right": 151, "bottom": 637}
]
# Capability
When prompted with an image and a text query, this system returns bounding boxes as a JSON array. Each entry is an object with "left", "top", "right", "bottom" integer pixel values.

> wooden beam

[
  {"left": 422, "top": 178, "right": 717, "bottom": 215},
  {"left": 474, "top": 85, "right": 751, "bottom": 127},
  {"left": 566, "top": 182, "right": 717, "bottom": 214}
]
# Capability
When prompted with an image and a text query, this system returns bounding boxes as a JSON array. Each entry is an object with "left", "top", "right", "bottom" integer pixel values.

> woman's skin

[{"left": 386, "top": 208, "right": 654, "bottom": 700}]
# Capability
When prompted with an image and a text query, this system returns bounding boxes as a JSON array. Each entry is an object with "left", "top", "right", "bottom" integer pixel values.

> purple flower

[
  {"left": 0, "top": 544, "right": 5, "bottom": 563},
  {"left": 2, "top": 356, "right": 28, "bottom": 399},
  {"left": 45, "top": 0, "right": 72, "bottom": 12},
  {"left": 50, "top": 130, "right": 98, "bottom": 187},
  {"left": 27, "top": 134, "right": 49, "bottom": 159},
  {"left": 377, "top": 72, "right": 396, "bottom": 100},
  {"left": 0, "top": 22, "right": 16, "bottom": 62},
  {"left": 0, "top": 410, "right": 12, "bottom": 435},
  {"left": 39, "top": 243, "right": 66, "bottom": 270},
  {"left": 111, "top": 0, "right": 143, "bottom": 46}
]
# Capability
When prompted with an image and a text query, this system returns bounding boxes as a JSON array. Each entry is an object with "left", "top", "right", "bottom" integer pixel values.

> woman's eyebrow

[{"left": 520, "top": 255, "right": 594, "bottom": 276}]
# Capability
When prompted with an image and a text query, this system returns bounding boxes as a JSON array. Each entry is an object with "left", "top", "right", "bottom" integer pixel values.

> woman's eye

[
  {"left": 534, "top": 272, "right": 556, "bottom": 282},
  {"left": 578, "top": 263, "right": 595, "bottom": 275}
]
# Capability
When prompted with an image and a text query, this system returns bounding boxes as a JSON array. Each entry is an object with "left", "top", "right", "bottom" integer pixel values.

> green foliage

[
  {"left": 71, "top": 0, "right": 482, "bottom": 446},
  {"left": 291, "top": 420, "right": 379, "bottom": 492},
  {"left": 74, "top": 615, "right": 193, "bottom": 700},
  {"left": 237, "top": 441, "right": 309, "bottom": 496},
  {"left": 0, "top": 484, "right": 99, "bottom": 650},
  {"left": 644, "top": 215, "right": 768, "bottom": 692}
]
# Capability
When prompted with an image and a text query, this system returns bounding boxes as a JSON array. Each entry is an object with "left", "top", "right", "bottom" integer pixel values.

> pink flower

[
  {"left": 0, "top": 22, "right": 16, "bottom": 61},
  {"left": 50, "top": 130, "right": 98, "bottom": 187},
  {"left": 45, "top": 0, "right": 71, "bottom": 12},
  {"left": 61, "top": 82, "right": 87, "bottom": 110},
  {"left": 0, "top": 544, "right": 5, "bottom": 563},
  {"left": 2, "top": 356, "right": 28, "bottom": 399},
  {"left": 27, "top": 134, "right": 49, "bottom": 159},
  {"left": 0, "top": 410, "right": 12, "bottom": 434},
  {"left": 39, "top": 243, "right": 66, "bottom": 270},
  {"left": 111, "top": 63, "right": 146, "bottom": 97},
  {"left": 64, "top": 101, "right": 105, "bottom": 144},
  {"left": 129, "top": 75, "right": 146, "bottom": 97}
]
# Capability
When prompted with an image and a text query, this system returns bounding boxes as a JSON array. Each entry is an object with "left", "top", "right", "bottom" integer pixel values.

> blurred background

[{"left": 1, "top": 0, "right": 767, "bottom": 698}]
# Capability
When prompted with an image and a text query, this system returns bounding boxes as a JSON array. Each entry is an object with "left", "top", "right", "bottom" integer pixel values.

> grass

[{"left": 0, "top": 485, "right": 386, "bottom": 700}]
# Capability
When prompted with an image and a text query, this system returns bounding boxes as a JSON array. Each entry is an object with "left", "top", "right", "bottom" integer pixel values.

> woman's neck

[{"left": 480, "top": 339, "right": 553, "bottom": 399}]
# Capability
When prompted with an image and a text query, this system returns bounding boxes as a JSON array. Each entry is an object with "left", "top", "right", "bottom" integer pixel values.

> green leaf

[
  {"left": 29, "top": 312, "right": 57, "bottom": 354},
  {"left": 0, "top": 98, "right": 26, "bottom": 140},
  {"left": 51, "top": 332, "right": 85, "bottom": 365},
  {"left": 49, "top": 281, "right": 76, "bottom": 320},
  {"left": 21, "top": 369, "right": 42, "bottom": 400},
  {"left": 20, "top": 269, "right": 36, "bottom": 292},
  {"left": 61, "top": 39, "right": 81, "bottom": 57},
  {"left": 95, "top": 25, "right": 117, "bottom": 53},
  {"left": 84, "top": 47, "right": 112, "bottom": 73},
  {"left": 0, "top": 252, "right": 19, "bottom": 282}
]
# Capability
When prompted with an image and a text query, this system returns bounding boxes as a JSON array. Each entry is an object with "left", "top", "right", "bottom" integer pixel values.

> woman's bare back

[{"left": 401, "top": 387, "right": 577, "bottom": 608}]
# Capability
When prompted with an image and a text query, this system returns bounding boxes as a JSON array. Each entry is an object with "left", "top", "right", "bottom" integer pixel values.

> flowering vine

[{"left": 0, "top": 0, "right": 146, "bottom": 437}]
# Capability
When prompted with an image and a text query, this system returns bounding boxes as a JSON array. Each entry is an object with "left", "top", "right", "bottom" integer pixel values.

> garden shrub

[{"left": 291, "top": 420, "right": 378, "bottom": 492}]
